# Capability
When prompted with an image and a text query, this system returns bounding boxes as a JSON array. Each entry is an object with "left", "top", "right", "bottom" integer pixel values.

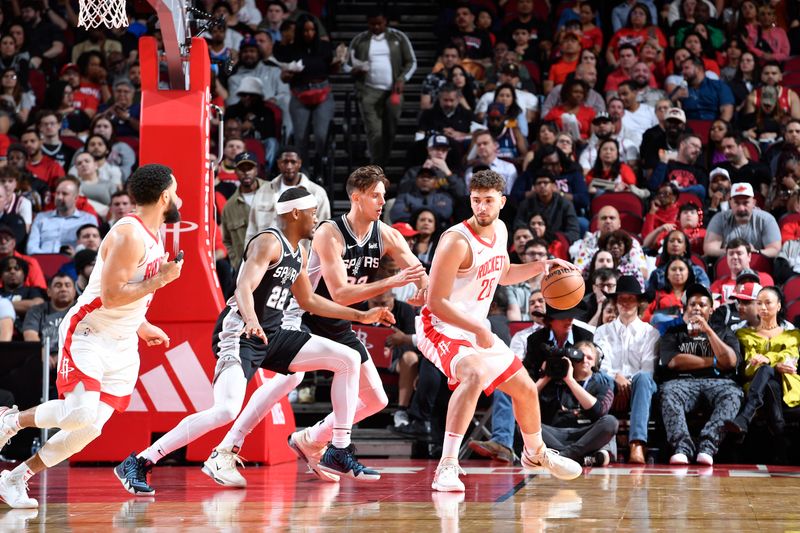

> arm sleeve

[
  {"left": 25, "top": 217, "right": 44, "bottom": 254},
  {"left": 584, "top": 375, "right": 614, "bottom": 420},
  {"left": 760, "top": 212, "right": 782, "bottom": 246}
]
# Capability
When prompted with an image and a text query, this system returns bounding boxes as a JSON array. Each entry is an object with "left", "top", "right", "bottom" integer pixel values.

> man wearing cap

[
  {"left": 245, "top": 146, "right": 329, "bottom": 241},
  {"left": 703, "top": 168, "right": 733, "bottom": 218},
  {"left": 658, "top": 283, "right": 742, "bottom": 466},
  {"left": 390, "top": 167, "right": 453, "bottom": 224},
  {"left": 719, "top": 132, "right": 771, "bottom": 198},
  {"left": 390, "top": 222, "right": 418, "bottom": 248},
  {"left": 222, "top": 152, "right": 266, "bottom": 270},
  {"left": 710, "top": 279, "right": 762, "bottom": 332},
  {"left": 227, "top": 34, "right": 289, "bottom": 113},
  {"left": 398, "top": 133, "right": 466, "bottom": 201},
  {"left": 0, "top": 225, "right": 45, "bottom": 289},
  {"left": 60, "top": 63, "right": 98, "bottom": 117},
  {"left": 594, "top": 276, "right": 659, "bottom": 464},
  {"left": 743, "top": 61, "right": 800, "bottom": 120},
  {"left": 346, "top": 7, "right": 417, "bottom": 168},
  {"left": 704, "top": 184, "right": 781, "bottom": 258},
  {"left": 673, "top": 55, "right": 734, "bottom": 122},
  {"left": 542, "top": 64, "right": 605, "bottom": 118},
  {"left": 579, "top": 112, "right": 639, "bottom": 173},
  {"left": 544, "top": 31, "right": 582, "bottom": 94},
  {"left": 523, "top": 303, "right": 594, "bottom": 381},
  {"left": 709, "top": 238, "right": 775, "bottom": 302},
  {"left": 474, "top": 63, "right": 538, "bottom": 125},
  {"left": 485, "top": 102, "right": 528, "bottom": 162},
  {"left": 226, "top": 76, "right": 280, "bottom": 170},
  {"left": 648, "top": 133, "right": 707, "bottom": 198}
]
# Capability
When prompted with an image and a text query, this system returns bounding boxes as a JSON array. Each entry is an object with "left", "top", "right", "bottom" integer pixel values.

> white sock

[
  {"left": 11, "top": 462, "right": 34, "bottom": 481},
  {"left": 441, "top": 432, "right": 463, "bottom": 461},
  {"left": 522, "top": 430, "right": 544, "bottom": 455},
  {"left": 331, "top": 426, "right": 351, "bottom": 448}
]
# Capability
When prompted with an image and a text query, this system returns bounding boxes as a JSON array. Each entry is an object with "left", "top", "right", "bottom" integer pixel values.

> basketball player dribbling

[
  {"left": 0, "top": 164, "right": 184, "bottom": 508},
  {"left": 116, "top": 188, "right": 396, "bottom": 494},
  {"left": 202, "top": 166, "right": 428, "bottom": 483},
  {"left": 417, "top": 170, "right": 583, "bottom": 492}
]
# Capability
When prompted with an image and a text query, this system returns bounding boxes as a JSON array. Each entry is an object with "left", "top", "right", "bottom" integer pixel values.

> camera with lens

[{"left": 544, "top": 345, "right": 585, "bottom": 380}]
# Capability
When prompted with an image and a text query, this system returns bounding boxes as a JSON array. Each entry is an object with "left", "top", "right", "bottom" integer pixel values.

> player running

[
  {"left": 115, "top": 188, "right": 396, "bottom": 494},
  {"left": 0, "top": 164, "right": 184, "bottom": 508},
  {"left": 200, "top": 165, "right": 428, "bottom": 484},
  {"left": 417, "top": 169, "right": 583, "bottom": 492}
]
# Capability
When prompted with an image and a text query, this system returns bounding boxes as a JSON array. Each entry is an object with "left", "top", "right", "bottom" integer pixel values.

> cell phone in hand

[{"left": 174, "top": 251, "right": 184, "bottom": 263}]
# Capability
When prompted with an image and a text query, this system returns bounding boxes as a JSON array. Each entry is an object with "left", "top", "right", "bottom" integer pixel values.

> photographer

[
  {"left": 535, "top": 341, "right": 618, "bottom": 466},
  {"left": 524, "top": 303, "right": 593, "bottom": 381}
]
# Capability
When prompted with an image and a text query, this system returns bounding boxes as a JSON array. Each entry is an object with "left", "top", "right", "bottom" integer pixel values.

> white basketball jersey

[
  {"left": 67, "top": 214, "right": 165, "bottom": 338},
  {"left": 425, "top": 219, "right": 508, "bottom": 322}
]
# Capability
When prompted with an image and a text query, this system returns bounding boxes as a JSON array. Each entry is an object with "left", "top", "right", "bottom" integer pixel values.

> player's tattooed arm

[
  {"left": 100, "top": 225, "right": 183, "bottom": 309},
  {"left": 314, "top": 223, "right": 422, "bottom": 307},
  {"left": 234, "top": 233, "right": 281, "bottom": 343}
]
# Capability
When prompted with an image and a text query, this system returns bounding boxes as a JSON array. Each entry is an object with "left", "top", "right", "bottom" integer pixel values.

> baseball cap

[
  {"left": 427, "top": 134, "right": 450, "bottom": 149},
  {"left": 60, "top": 63, "right": 79, "bottom": 76},
  {"left": 0, "top": 225, "right": 15, "bottom": 239},
  {"left": 236, "top": 76, "right": 264, "bottom": 96},
  {"left": 561, "top": 31, "right": 581, "bottom": 42},
  {"left": 683, "top": 283, "right": 713, "bottom": 305},
  {"left": 487, "top": 102, "right": 506, "bottom": 117},
  {"left": 731, "top": 182, "right": 754, "bottom": 198},
  {"left": 391, "top": 222, "right": 419, "bottom": 237},
  {"left": 500, "top": 63, "right": 520, "bottom": 77},
  {"left": 709, "top": 167, "right": 730, "bottom": 181},
  {"left": 239, "top": 35, "right": 259, "bottom": 50},
  {"left": 732, "top": 282, "right": 762, "bottom": 301},
  {"left": 234, "top": 151, "right": 258, "bottom": 167},
  {"left": 665, "top": 108, "right": 686, "bottom": 123},
  {"left": 592, "top": 111, "right": 611, "bottom": 124},
  {"left": 735, "top": 268, "right": 760, "bottom": 284}
]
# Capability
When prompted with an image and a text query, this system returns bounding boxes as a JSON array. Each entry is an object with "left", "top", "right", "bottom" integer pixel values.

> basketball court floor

[{"left": 2, "top": 460, "right": 799, "bottom": 531}]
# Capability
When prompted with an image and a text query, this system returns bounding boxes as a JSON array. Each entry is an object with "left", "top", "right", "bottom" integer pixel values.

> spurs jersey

[
  {"left": 421, "top": 220, "right": 508, "bottom": 325},
  {"left": 64, "top": 214, "right": 165, "bottom": 339},
  {"left": 286, "top": 215, "right": 383, "bottom": 332},
  {"left": 226, "top": 228, "right": 303, "bottom": 335}
]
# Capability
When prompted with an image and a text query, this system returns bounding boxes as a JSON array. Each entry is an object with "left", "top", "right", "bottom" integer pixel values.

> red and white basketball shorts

[
  {"left": 56, "top": 320, "right": 139, "bottom": 412},
  {"left": 415, "top": 312, "right": 523, "bottom": 395}
]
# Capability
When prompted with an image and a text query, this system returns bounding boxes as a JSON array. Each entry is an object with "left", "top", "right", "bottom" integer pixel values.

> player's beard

[
  {"left": 475, "top": 213, "right": 495, "bottom": 227},
  {"left": 164, "top": 199, "right": 181, "bottom": 224}
]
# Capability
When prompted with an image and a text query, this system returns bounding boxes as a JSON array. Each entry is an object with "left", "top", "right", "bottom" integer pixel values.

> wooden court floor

[{"left": 2, "top": 460, "right": 800, "bottom": 531}]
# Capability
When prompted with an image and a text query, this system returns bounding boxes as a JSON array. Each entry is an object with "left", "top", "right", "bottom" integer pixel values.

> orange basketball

[{"left": 541, "top": 266, "right": 585, "bottom": 310}]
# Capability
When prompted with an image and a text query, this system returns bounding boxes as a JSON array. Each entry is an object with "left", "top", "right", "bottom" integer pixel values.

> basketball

[{"left": 541, "top": 266, "right": 585, "bottom": 310}]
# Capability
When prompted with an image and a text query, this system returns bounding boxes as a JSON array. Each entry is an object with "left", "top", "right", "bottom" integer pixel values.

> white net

[{"left": 78, "top": 0, "right": 128, "bottom": 29}]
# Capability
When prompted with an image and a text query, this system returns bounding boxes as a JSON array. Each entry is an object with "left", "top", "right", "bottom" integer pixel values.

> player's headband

[{"left": 276, "top": 194, "right": 317, "bottom": 214}]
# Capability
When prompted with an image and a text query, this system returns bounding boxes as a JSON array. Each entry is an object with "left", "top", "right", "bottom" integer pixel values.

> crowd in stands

[{"left": 2, "top": 0, "right": 800, "bottom": 467}]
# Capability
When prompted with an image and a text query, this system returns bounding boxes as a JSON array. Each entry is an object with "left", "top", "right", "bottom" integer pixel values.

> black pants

[
  {"left": 408, "top": 356, "right": 444, "bottom": 422},
  {"left": 742, "top": 365, "right": 785, "bottom": 433},
  {"left": 541, "top": 415, "right": 619, "bottom": 461}
]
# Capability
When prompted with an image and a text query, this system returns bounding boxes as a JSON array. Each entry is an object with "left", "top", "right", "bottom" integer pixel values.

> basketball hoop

[{"left": 78, "top": 0, "right": 129, "bottom": 28}]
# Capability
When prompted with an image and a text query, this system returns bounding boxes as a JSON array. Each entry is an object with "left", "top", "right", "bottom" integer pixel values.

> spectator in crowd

[
  {"left": 417, "top": 83, "right": 473, "bottom": 145},
  {"left": 535, "top": 340, "right": 618, "bottom": 466},
  {"left": 221, "top": 151, "right": 265, "bottom": 271},
  {"left": 228, "top": 34, "right": 290, "bottom": 109},
  {"left": 599, "top": 230, "right": 648, "bottom": 288},
  {"left": 719, "top": 133, "right": 771, "bottom": 198},
  {"left": 704, "top": 183, "right": 782, "bottom": 258},
  {"left": 545, "top": 31, "right": 582, "bottom": 94},
  {"left": 390, "top": 167, "right": 452, "bottom": 225},
  {"left": 742, "top": 62, "right": 800, "bottom": 121},
  {"left": 0, "top": 225, "right": 46, "bottom": 289},
  {"left": 640, "top": 105, "right": 686, "bottom": 174},
  {"left": 643, "top": 256, "right": 695, "bottom": 324},
  {"left": 611, "top": 0, "right": 659, "bottom": 35},
  {"left": 22, "top": 272, "right": 76, "bottom": 363},
  {"left": 0, "top": 166, "right": 33, "bottom": 232},
  {"left": 26, "top": 176, "right": 96, "bottom": 254},
  {"left": 261, "top": 0, "right": 287, "bottom": 44},
  {"left": 245, "top": 146, "right": 329, "bottom": 241},
  {"left": 542, "top": 63, "right": 605, "bottom": 117},
  {"left": 674, "top": 55, "right": 734, "bottom": 121},
  {"left": 581, "top": 268, "right": 620, "bottom": 327},
  {"left": 585, "top": 139, "right": 637, "bottom": 195},
  {"left": 604, "top": 44, "right": 641, "bottom": 93},
  {"left": 709, "top": 279, "right": 763, "bottom": 332},
  {"left": 508, "top": 226, "right": 533, "bottom": 264},
  {"left": 594, "top": 276, "right": 659, "bottom": 464},
  {"left": 705, "top": 167, "right": 733, "bottom": 222},
  {"left": 217, "top": 137, "right": 247, "bottom": 183},
  {"left": 743, "top": 5, "right": 790, "bottom": 63},
  {"left": 85, "top": 115, "right": 136, "bottom": 180},
  {"left": 0, "top": 186, "right": 26, "bottom": 246},
  {"left": 514, "top": 170, "right": 579, "bottom": 242},
  {"left": 633, "top": 61, "right": 667, "bottom": 106},
  {"left": 441, "top": 4, "right": 493, "bottom": 64},
  {"left": 710, "top": 238, "right": 775, "bottom": 303},
  {"left": 226, "top": 77, "right": 280, "bottom": 171},
  {"left": 74, "top": 134, "right": 123, "bottom": 189},
  {"left": 618, "top": 80, "right": 658, "bottom": 147},
  {"left": 464, "top": 130, "right": 517, "bottom": 194},
  {"left": 347, "top": 7, "right": 416, "bottom": 168},
  {"left": 543, "top": 78, "right": 596, "bottom": 141},
  {"left": 659, "top": 284, "right": 741, "bottom": 466},
  {"left": 73, "top": 151, "right": 118, "bottom": 217},
  {"left": 98, "top": 78, "right": 139, "bottom": 137},
  {"left": 579, "top": 112, "right": 639, "bottom": 173},
  {"left": 524, "top": 304, "right": 594, "bottom": 381},
  {"left": 0, "top": 256, "right": 44, "bottom": 333},
  {"left": 726, "top": 286, "right": 800, "bottom": 438},
  {"left": 397, "top": 133, "right": 465, "bottom": 203},
  {"left": 20, "top": 0, "right": 65, "bottom": 69},
  {"left": 527, "top": 213, "right": 569, "bottom": 260},
  {"left": 277, "top": 14, "right": 344, "bottom": 168},
  {"left": 649, "top": 133, "right": 707, "bottom": 198},
  {"left": 420, "top": 44, "right": 462, "bottom": 110},
  {"left": 475, "top": 64, "right": 538, "bottom": 125},
  {"left": 401, "top": 210, "right": 441, "bottom": 271},
  {"left": 647, "top": 229, "right": 711, "bottom": 291},
  {"left": 571, "top": 206, "right": 648, "bottom": 277},
  {"left": 21, "top": 129, "right": 65, "bottom": 190},
  {"left": 103, "top": 190, "right": 134, "bottom": 231},
  {"left": 37, "top": 110, "right": 75, "bottom": 170}
]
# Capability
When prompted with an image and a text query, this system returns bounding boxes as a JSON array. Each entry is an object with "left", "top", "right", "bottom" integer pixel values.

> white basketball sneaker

[
  {"left": 522, "top": 446, "right": 583, "bottom": 481},
  {"left": 0, "top": 471, "right": 38, "bottom": 509},
  {"left": 0, "top": 406, "right": 20, "bottom": 450},
  {"left": 288, "top": 428, "right": 340, "bottom": 483},
  {"left": 431, "top": 461, "right": 466, "bottom": 492},
  {"left": 201, "top": 447, "right": 247, "bottom": 488}
]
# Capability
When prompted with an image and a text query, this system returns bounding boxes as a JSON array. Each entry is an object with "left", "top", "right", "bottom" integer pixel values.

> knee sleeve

[
  {"left": 38, "top": 423, "right": 103, "bottom": 467},
  {"left": 58, "top": 405, "right": 98, "bottom": 432}
]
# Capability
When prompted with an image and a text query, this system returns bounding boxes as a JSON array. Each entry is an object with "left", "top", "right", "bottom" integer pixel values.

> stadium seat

[
  {"left": 116, "top": 136, "right": 140, "bottom": 154},
  {"left": 687, "top": 119, "right": 712, "bottom": 141},
  {"left": 787, "top": 299, "right": 800, "bottom": 324},
  {"left": 690, "top": 254, "right": 707, "bottom": 273},
  {"left": 783, "top": 276, "right": 800, "bottom": 304},
  {"left": 715, "top": 252, "right": 773, "bottom": 280},
  {"left": 590, "top": 192, "right": 644, "bottom": 218},
  {"left": 61, "top": 136, "right": 84, "bottom": 150},
  {"left": 780, "top": 213, "right": 800, "bottom": 232},
  {"left": 784, "top": 56, "right": 800, "bottom": 74},
  {"left": 589, "top": 210, "right": 643, "bottom": 235},
  {"left": 677, "top": 192, "right": 703, "bottom": 209},
  {"left": 32, "top": 253, "right": 71, "bottom": 281}
]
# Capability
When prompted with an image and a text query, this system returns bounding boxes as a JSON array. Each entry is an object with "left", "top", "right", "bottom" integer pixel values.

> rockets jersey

[
  {"left": 63, "top": 214, "right": 165, "bottom": 339},
  {"left": 285, "top": 215, "right": 383, "bottom": 332},
  {"left": 422, "top": 219, "right": 508, "bottom": 323},
  {"left": 227, "top": 228, "right": 303, "bottom": 336}
]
